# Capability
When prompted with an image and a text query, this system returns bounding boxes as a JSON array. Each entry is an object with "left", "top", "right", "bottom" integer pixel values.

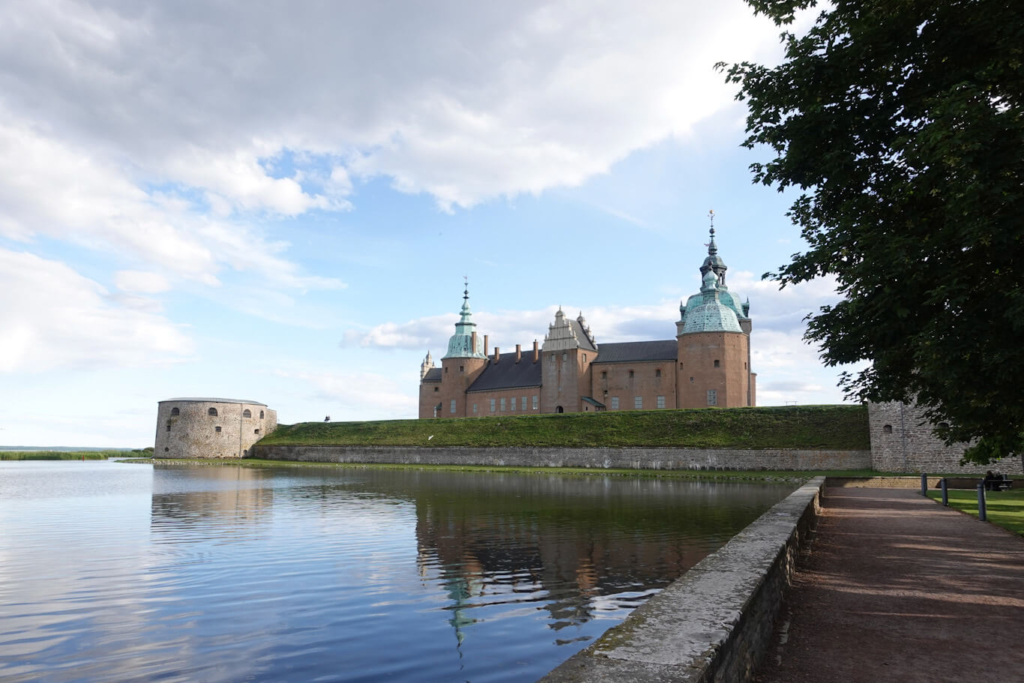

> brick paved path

[{"left": 756, "top": 487, "right": 1024, "bottom": 683}]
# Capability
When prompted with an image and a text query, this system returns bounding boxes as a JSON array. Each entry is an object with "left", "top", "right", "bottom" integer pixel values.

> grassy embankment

[
  {"left": 927, "top": 489, "right": 1024, "bottom": 536},
  {"left": 0, "top": 448, "right": 153, "bottom": 460},
  {"left": 258, "top": 405, "right": 871, "bottom": 450}
]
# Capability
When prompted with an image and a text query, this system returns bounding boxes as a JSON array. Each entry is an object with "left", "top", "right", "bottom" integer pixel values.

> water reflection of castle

[{"left": 409, "top": 474, "right": 765, "bottom": 641}]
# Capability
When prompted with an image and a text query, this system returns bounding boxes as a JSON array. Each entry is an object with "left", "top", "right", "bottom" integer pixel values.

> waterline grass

[
  {"left": 1, "top": 449, "right": 153, "bottom": 460},
  {"left": 258, "top": 405, "right": 870, "bottom": 450},
  {"left": 927, "top": 489, "right": 1024, "bottom": 536}
]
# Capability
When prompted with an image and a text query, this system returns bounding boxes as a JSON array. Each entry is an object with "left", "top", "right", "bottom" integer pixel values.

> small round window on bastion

[
  {"left": 170, "top": 407, "right": 179, "bottom": 416},
  {"left": 208, "top": 407, "right": 218, "bottom": 417},
  {"left": 883, "top": 424, "right": 893, "bottom": 434},
  {"left": 260, "top": 410, "right": 265, "bottom": 419},
  {"left": 243, "top": 409, "right": 252, "bottom": 418},
  {"left": 215, "top": 426, "right": 222, "bottom": 433}
]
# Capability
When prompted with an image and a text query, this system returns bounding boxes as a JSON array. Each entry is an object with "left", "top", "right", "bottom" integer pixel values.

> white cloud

[
  {"left": 115, "top": 271, "right": 171, "bottom": 294},
  {"left": 0, "top": 0, "right": 788, "bottom": 212},
  {"left": 0, "top": 121, "right": 343, "bottom": 291},
  {"left": 0, "top": 249, "right": 194, "bottom": 373}
]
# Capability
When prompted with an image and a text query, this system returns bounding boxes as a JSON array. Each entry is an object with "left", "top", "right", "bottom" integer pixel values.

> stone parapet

[
  {"left": 250, "top": 445, "right": 869, "bottom": 470},
  {"left": 541, "top": 477, "right": 826, "bottom": 682}
]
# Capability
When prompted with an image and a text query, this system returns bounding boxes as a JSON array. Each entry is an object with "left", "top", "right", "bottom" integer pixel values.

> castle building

[
  {"left": 419, "top": 228, "right": 756, "bottom": 418},
  {"left": 155, "top": 398, "right": 277, "bottom": 458}
]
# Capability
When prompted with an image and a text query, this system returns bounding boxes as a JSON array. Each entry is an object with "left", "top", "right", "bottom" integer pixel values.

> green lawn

[
  {"left": 927, "top": 489, "right": 1024, "bottom": 536},
  {"left": 257, "top": 404, "right": 869, "bottom": 450}
]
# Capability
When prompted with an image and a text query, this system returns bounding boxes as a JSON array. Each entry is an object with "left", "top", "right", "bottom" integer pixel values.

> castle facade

[{"left": 419, "top": 228, "right": 756, "bottom": 418}]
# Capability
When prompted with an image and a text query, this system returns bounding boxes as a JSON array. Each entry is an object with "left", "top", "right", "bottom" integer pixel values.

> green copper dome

[
  {"left": 442, "top": 284, "right": 486, "bottom": 359},
  {"left": 679, "top": 268, "right": 743, "bottom": 335}
]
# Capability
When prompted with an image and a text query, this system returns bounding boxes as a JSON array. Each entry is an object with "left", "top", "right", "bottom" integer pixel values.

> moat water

[{"left": 0, "top": 461, "right": 792, "bottom": 682}]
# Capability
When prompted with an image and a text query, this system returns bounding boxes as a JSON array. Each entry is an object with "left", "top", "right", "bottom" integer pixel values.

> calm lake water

[{"left": 0, "top": 461, "right": 792, "bottom": 682}]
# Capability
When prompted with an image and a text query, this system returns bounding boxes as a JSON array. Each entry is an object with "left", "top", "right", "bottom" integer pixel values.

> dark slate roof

[
  {"left": 591, "top": 340, "right": 678, "bottom": 364},
  {"left": 467, "top": 353, "right": 543, "bottom": 392},
  {"left": 422, "top": 367, "right": 442, "bottom": 382},
  {"left": 570, "top": 318, "right": 598, "bottom": 351}
]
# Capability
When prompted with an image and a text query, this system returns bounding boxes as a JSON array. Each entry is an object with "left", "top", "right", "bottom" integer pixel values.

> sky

[{"left": 0, "top": 0, "right": 855, "bottom": 448}]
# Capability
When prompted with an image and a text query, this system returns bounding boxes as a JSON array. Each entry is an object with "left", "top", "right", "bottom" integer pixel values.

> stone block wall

[
  {"left": 868, "top": 402, "right": 1022, "bottom": 474},
  {"left": 252, "top": 444, "right": 871, "bottom": 471}
]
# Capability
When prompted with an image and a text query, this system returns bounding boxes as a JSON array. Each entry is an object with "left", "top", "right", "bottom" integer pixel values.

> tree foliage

[{"left": 721, "top": 0, "right": 1024, "bottom": 464}]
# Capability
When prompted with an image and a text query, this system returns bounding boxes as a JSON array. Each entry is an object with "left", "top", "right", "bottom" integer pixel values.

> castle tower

[
  {"left": 677, "top": 266, "right": 750, "bottom": 409},
  {"left": 679, "top": 219, "right": 756, "bottom": 406},
  {"left": 541, "top": 307, "right": 597, "bottom": 413},
  {"left": 420, "top": 350, "right": 435, "bottom": 380},
  {"left": 437, "top": 281, "right": 488, "bottom": 418}
]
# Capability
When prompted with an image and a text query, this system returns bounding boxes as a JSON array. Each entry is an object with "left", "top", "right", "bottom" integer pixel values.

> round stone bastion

[{"left": 155, "top": 398, "right": 278, "bottom": 459}]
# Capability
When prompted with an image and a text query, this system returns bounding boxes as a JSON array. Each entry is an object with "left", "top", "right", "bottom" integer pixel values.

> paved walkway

[{"left": 756, "top": 487, "right": 1024, "bottom": 683}]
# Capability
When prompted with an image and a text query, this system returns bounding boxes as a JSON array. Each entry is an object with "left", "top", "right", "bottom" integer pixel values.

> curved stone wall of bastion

[{"left": 154, "top": 398, "right": 278, "bottom": 459}]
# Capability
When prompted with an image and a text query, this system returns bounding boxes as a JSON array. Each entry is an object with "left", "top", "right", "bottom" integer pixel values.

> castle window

[
  {"left": 628, "top": 370, "right": 634, "bottom": 378},
  {"left": 601, "top": 371, "right": 607, "bottom": 379},
  {"left": 460, "top": 365, "right": 464, "bottom": 373},
  {"left": 939, "top": 422, "right": 949, "bottom": 430},
  {"left": 562, "top": 352, "right": 567, "bottom": 361},
  {"left": 166, "top": 424, "right": 171, "bottom": 432},
  {"left": 679, "top": 362, "right": 684, "bottom": 369},
  {"left": 164, "top": 447, "right": 169, "bottom": 452},
  {"left": 521, "top": 397, "right": 527, "bottom": 410},
  {"left": 690, "top": 377, "right": 694, "bottom": 383},
  {"left": 254, "top": 429, "right": 260, "bottom": 434},
  {"left": 714, "top": 360, "right": 720, "bottom": 368},
  {"left": 171, "top": 407, "right": 180, "bottom": 416},
  {"left": 434, "top": 387, "right": 439, "bottom": 392},
  {"left": 473, "top": 403, "right": 478, "bottom": 414},
  {"left": 445, "top": 367, "right": 448, "bottom": 373},
  {"left": 583, "top": 354, "right": 587, "bottom": 363},
  {"left": 744, "top": 362, "right": 747, "bottom": 369},
  {"left": 634, "top": 396, "right": 642, "bottom": 409},
  {"left": 490, "top": 399, "right": 496, "bottom": 412},
  {"left": 215, "top": 426, "right": 222, "bottom": 432},
  {"left": 510, "top": 397, "right": 516, "bottom": 411},
  {"left": 500, "top": 398, "right": 506, "bottom": 411},
  {"left": 657, "top": 396, "right": 665, "bottom": 409},
  {"left": 707, "top": 390, "right": 717, "bottom": 406},
  {"left": 450, "top": 400, "right": 456, "bottom": 414},
  {"left": 208, "top": 407, "right": 218, "bottom": 417},
  {"left": 532, "top": 396, "right": 538, "bottom": 410},
  {"left": 883, "top": 424, "right": 893, "bottom": 434},
  {"left": 260, "top": 410, "right": 264, "bottom": 419},
  {"left": 655, "top": 369, "right": 661, "bottom": 378},
  {"left": 610, "top": 397, "right": 620, "bottom": 410},
  {"left": 243, "top": 409, "right": 252, "bottom": 418}
]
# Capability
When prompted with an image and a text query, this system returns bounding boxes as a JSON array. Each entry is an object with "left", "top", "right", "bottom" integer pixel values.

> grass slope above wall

[{"left": 258, "top": 405, "right": 870, "bottom": 451}]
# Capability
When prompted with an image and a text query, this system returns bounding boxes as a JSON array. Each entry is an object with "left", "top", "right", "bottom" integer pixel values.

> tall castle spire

[
  {"left": 442, "top": 278, "right": 486, "bottom": 359},
  {"left": 699, "top": 209, "right": 728, "bottom": 285}
]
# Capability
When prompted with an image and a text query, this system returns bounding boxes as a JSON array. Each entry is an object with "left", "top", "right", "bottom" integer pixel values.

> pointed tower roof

[
  {"left": 700, "top": 210, "right": 728, "bottom": 283},
  {"left": 442, "top": 279, "right": 486, "bottom": 359}
]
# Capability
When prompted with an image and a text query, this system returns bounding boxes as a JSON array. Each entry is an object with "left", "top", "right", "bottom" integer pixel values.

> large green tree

[{"left": 721, "top": 0, "right": 1024, "bottom": 465}]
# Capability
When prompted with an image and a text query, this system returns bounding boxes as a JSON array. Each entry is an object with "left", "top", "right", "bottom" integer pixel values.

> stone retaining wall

[
  {"left": 541, "top": 476, "right": 825, "bottom": 682},
  {"left": 251, "top": 445, "right": 869, "bottom": 471}
]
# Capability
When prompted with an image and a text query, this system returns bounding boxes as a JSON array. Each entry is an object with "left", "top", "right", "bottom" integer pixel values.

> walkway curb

[{"left": 540, "top": 476, "right": 825, "bottom": 682}]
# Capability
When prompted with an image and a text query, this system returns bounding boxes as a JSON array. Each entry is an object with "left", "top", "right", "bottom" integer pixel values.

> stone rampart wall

[
  {"left": 251, "top": 445, "right": 870, "bottom": 470},
  {"left": 156, "top": 401, "right": 277, "bottom": 459},
  {"left": 868, "top": 402, "right": 1022, "bottom": 474},
  {"left": 541, "top": 477, "right": 826, "bottom": 682}
]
